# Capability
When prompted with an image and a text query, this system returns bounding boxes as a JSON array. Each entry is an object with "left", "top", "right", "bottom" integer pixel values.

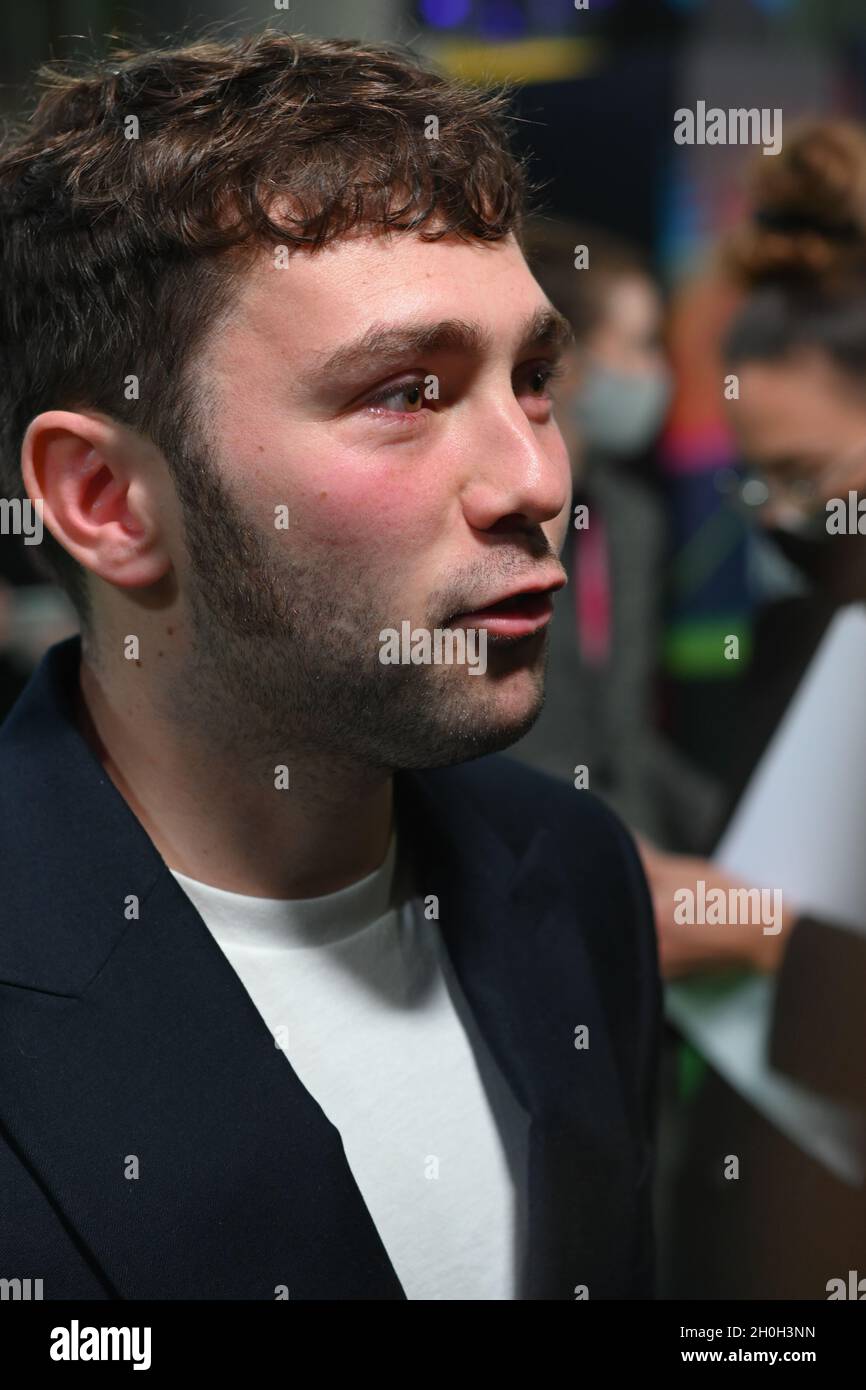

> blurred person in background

[
  {"left": 644, "top": 119, "right": 866, "bottom": 1299},
  {"left": 510, "top": 217, "right": 719, "bottom": 850},
  {"left": 0, "top": 546, "right": 78, "bottom": 711}
]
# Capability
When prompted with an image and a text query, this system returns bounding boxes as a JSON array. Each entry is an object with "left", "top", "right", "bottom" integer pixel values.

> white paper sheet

[{"left": 666, "top": 603, "right": 866, "bottom": 1186}]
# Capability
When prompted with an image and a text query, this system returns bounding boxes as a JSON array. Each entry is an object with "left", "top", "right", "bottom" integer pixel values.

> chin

[
  {"left": 452, "top": 676, "right": 547, "bottom": 761},
  {"left": 389, "top": 682, "right": 544, "bottom": 770}
]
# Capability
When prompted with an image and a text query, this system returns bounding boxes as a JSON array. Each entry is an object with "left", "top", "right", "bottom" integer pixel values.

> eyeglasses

[
  {"left": 714, "top": 468, "right": 820, "bottom": 515},
  {"left": 714, "top": 441, "right": 866, "bottom": 519}
]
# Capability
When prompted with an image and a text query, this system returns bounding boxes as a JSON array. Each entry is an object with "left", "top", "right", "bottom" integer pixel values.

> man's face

[{"left": 175, "top": 229, "right": 571, "bottom": 770}]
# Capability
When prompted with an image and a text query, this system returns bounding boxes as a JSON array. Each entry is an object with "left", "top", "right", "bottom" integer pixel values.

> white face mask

[{"left": 568, "top": 361, "right": 673, "bottom": 457}]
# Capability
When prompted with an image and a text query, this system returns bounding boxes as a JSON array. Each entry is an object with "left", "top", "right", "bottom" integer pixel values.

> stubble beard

[{"left": 167, "top": 442, "right": 548, "bottom": 772}]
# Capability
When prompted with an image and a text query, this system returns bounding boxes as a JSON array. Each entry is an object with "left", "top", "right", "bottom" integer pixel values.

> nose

[{"left": 459, "top": 393, "right": 572, "bottom": 534}]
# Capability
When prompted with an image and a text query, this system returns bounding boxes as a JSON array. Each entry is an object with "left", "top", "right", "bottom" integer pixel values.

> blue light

[
  {"left": 420, "top": 0, "right": 473, "bottom": 27},
  {"left": 479, "top": 0, "right": 528, "bottom": 39}
]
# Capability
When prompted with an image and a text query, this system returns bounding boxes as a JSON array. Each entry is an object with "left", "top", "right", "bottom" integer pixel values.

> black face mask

[{"left": 769, "top": 525, "right": 866, "bottom": 603}]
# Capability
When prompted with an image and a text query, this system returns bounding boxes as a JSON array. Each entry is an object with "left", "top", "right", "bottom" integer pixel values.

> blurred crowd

[{"left": 512, "top": 117, "right": 866, "bottom": 1298}]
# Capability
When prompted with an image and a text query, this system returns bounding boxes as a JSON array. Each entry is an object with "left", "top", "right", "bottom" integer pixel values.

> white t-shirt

[{"left": 170, "top": 832, "right": 530, "bottom": 1300}]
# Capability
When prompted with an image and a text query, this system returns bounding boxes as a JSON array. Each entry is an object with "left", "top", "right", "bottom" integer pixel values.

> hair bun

[{"left": 725, "top": 119, "right": 866, "bottom": 286}]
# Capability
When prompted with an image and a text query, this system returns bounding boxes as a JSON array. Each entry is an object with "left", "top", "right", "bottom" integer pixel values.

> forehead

[
  {"left": 599, "top": 273, "right": 659, "bottom": 330},
  {"left": 218, "top": 230, "right": 549, "bottom": 362}
]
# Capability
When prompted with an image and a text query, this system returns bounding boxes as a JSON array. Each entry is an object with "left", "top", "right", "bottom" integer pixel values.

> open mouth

[{"left": 449, "top": 589, "right": 556, "bottom": 638}]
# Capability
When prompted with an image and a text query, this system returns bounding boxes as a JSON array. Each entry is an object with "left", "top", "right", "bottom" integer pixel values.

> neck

[{"left": 76, "top": 652, "right": 394, "bottom": 900}]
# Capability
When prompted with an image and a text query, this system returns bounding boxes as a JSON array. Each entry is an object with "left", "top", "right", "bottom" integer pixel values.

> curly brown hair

[
  {"left": 722, "top": 119, "right": 866, "bottom": 386},
  {"left": 0, "top": 29, "right": 533, "bottom": 620},
  {"left": 724, "top": 118, "right": 866, "bottom": 288}
]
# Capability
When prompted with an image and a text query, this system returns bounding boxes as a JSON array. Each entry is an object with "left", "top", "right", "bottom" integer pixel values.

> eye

[
  {"left": 365, "top": 379, "right": 426, "bottom": 414},
  {"left": 523, "top": 360, "right": 568, "bottom": 397}
]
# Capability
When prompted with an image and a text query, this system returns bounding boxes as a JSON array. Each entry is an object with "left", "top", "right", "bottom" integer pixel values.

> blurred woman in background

[{"left": 646, "top": 119, "right": 866, "bottom": 1299}]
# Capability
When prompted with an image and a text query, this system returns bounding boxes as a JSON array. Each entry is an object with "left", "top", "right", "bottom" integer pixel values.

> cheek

[{"left": 255, "top": 434, "right": 445, "bottom": 570}]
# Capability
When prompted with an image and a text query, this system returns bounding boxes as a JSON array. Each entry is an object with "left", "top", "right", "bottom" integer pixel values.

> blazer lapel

[{"left": 395, "top": 766, "right": 647, "bottom": 1299}]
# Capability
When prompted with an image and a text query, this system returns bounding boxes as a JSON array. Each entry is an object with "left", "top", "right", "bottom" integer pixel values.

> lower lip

[{"left": 449, "top": 592, "right": 555, "bottom": 638}]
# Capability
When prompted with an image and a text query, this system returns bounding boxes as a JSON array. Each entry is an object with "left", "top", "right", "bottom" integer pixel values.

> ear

[{"left": 20, "top": 411, "right": 171, "bottom": 590}]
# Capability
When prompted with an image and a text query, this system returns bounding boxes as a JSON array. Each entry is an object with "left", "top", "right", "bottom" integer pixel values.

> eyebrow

[{"left": 296, "top": 304, "right": 575, "bottom": 392}]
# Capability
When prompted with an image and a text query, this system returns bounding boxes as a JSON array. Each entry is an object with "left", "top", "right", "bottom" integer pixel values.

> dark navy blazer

[{"left": 0, "top": 637, "right": 661, "bottom": 1300}]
